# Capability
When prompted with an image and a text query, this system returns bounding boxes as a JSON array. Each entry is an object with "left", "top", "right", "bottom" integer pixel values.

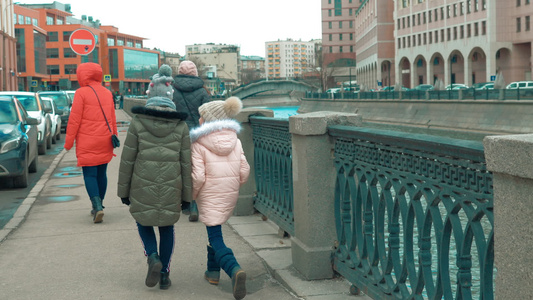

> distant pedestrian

[
  {"left": 64, "top": 62, "right": 117, "bottom": 223},
  {"left": 172, "top": 60, "right": 211, "bottom": 221},
  {"left": 119, "top": 93, "right": 124, "bottom": 109},
  {"left": 190, "top": 96, "right": 250, "bottom": 300},
  {"left": 117, "top": 65, "right": 192, "bottom": 290}
]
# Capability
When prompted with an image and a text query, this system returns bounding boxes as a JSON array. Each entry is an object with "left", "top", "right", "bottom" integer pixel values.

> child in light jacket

[{"left": 189, "top": 96, "right": 250, "bottom": 300}]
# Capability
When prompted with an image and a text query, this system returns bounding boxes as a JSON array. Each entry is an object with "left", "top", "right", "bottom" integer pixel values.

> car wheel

[
  {"left": 56, "top": 127, "right": 61, "bottom": 140},
  {"left": 38, "top": 142, "right": 46, "bottom": 155},
  {"left": 29, "top": 152, "right": 38, "bottom": 173},
  {"left": 46, "top": 133, "right": 52, "bottom": 149},
  {"left": 13, "top": 152, "right": 29, "bottom": 188}
]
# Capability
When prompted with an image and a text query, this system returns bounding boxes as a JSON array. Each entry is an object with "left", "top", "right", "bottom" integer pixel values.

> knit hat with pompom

[
  {"left": 199, "top": 97, "right": 242, "bottom": 122},
  {"left": 145, "top": 64, "right": 176, "bottom": 110}
]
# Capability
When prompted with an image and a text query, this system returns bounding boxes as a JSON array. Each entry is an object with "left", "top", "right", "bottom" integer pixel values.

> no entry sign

[{"left": 69, "top": 29, "right": 96, "bottom": 55}]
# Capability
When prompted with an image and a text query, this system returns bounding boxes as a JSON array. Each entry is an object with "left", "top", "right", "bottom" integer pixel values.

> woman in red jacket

[{"left": 64, "top": 62, "right": 118, "bottom": 223}]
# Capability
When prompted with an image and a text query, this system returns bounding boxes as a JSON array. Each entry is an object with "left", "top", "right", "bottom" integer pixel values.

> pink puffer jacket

[{"left": 190, "top": 119, "right": 250, "bottom": 226}]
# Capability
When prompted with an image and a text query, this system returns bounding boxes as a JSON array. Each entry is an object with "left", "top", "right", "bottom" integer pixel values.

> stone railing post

[
  {"left": 289, "top": 111, "right": 362, "bottom": 280},
  {"left": 234, "top": 108, "right": 274, "bottom": 216},
  {"left": 483, "top": 134, "right": 533, "bottom": 300}
]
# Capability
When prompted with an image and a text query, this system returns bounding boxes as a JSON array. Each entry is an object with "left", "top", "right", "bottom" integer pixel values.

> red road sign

[{"left": 69, "top": 29, "right": 96, "bottom": 55}]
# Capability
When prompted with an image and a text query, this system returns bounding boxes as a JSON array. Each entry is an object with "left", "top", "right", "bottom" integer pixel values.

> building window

[
  {"left": 47, "top": 65, "right": 60, "bottom": 75},
  {"left": 398, "top": 19, "right": 401, "bottom": 29},
  {"left": 63, "top": 48, "right": 77, "bottom": 58},
  {"left": 46, "top": 15, "right": 53, "bottom": 25},
  {"left": 56, "top": 17, "right": 64, "bottom": 25},
  {"left": 46, "top": 48, "right": 59, "bottom": 58},
  {"left": 475, "top": 22, "right": 479, "bottom": 35},
  {"left": 482, "top": 21, "right": 486, "bottom": 35},
  {"left": 447, "top": 28, "right": 451, "bottom": 40},
  {"left": 328, "top": 9, "right": 332, "bottom": 17},
  {"left": 32, "top": 18, "right": 38, "bottom": 26},
  {"left": 441, "top": 7, "right": 444, "bottom": 19},
  {"left": 329, "top": 34, "right": 332, "bottom": 41},
  {"left": 461, "top": 2, "right": 465, "bottom": 15},
  {"left": 64, "top": 64, "right": 77, "bottom": 74},
  {"left": 349, "top": 20, "right": 353, "bottom": 28},
  {"left": 349, "top": 8, "right": 353, "bottom": 16},
  {"left": 339, "top": 21, "right": 343, "bottom": 29},
  {"left": 423, "top": 12, "right": 426, "bottom": 24},
  {"left": 63, "top": 31, "right": 72, "bottom": 42},
  {"left": 434, "top": 9, "right": 438, "bottom": 21},
  {"left": 135, "top": 42, "right": 142, "bottom": 48},
  {"left": 517, "top": 17, "right": 522, "bottom": 32},
  {"left": 526, "top": 16, "right": 531, "bottom": 31},
  {"left": 482, "top": 0, "right": 487, "bottom": 9},
  {"left": 429, "top": 11, "right": 432, "bottom": 22},
  {"left": 25, "top": 16, "right": 31, "bottom": 24},
  {"left": 403, "top": 0, "right": 408, "bottom": 8},
  {"left": 107, "top": 38, "right": 115, "bottom": 46},
  {"left": 475, "top": 0, "right": 479, "bottom": 11},
  {"left": 447, "top": 5, "right": 451, "bottom": 18},
  {"left": 435, "top": 30, "right": 439, "bottom": 43},
  {"left": 117, "top": 39, "right": 124, "bottom": 46},
  {"left": 467, "top": 0, "right": 472, "bottom": 13},
  {"left": 454, "top": 4, "right": 457, "bottom": 17},
  {"left": 398, "top": 38, "right": 401, "bottom": 49},
  {"left": 418, "top": 34, "right": 421, "bottom": 45},
  {"left": 334, "top": 0, "right": 342, "bottom": 16},
  {"left": 467, "top": 24, "right": 472, "bottom": 37},
  {"left": 329, "top": 46, "right": 332, "bottom": 53},
  {"left": 350, "top": 45, "right": 353, "bottom": 52},
  {"left": 350, "top": 33, "right": 353, "bottom": 40},
  {"left": 47, "top": 32, "right": 58, "bottom": 42},
  {"left": 18, "top": 14, "right": 24, "bottom": 24},
  {"left": 339, "top": 33, "right": 343, "bottom": 41},
  {"left": 329, "top": 22, "right": 332, "bottom": 29},
  {"left": 453, "top": 27, "right": 457, "bottom": 40},
  {"left": 423, "top": 33, "right": 427, "bottom": 44},
  {"left": 418, "top": 13, "right": 421, "bottom": 25},
  {"left": 460, "top": 25, "right": 465, "bottom": 38},
  {"left": 339, "top": 46, "right": 343, "bottom": 53},
  {"left": 517, "top": 0, "right": 521, "bottom": 5}
]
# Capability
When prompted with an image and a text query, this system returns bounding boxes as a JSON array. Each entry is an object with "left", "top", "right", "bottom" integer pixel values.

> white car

[
  {"left": 40, "top": 97, "right": 62, "bottom": 143},
  {"left": 445, "top": 83, "right": 469, "bottom": 90},
  {"left": 506, "top": 81, "right": 533, "bottom": 89},
  {"left": 0, "top": 92, "right": 52, "bottom": 155}
]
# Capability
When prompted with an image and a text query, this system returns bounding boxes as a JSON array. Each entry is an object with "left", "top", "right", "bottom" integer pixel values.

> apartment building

[
  {"left": 1, "top": 0, "right": 18, "bottom": 91},
  {"left": 241, "top": 55, "right": 265, "bottom": 84},
  {"left": 265, "top": 39, "right": 316, "bottom": 80},
  {"left": 354, "top": 0, "right": 395, "bottom": 89},
  {"left": 186, "top": 43, "right": 241, "bottom": 91},
  {"left": 14, "top": 2, "right": 159, "bottom": 94},
  {"left": 355, "top": 0, "right": 533, "bottom": 90},
  {"left": 321, "top": 0, "right": 359, "bottom": 87}
]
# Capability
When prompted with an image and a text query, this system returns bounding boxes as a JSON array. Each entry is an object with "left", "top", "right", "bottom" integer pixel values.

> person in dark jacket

[
  {"left": 118, "top": 65, "right": 192, "bottom": 290},
  {"left": 172, "top": 60, "right": 210, "bottom": 222}
]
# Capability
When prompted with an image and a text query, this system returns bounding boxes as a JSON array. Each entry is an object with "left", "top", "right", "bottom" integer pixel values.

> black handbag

[{"left": 88, "top": 86, "right": 120, "bottom": 148}]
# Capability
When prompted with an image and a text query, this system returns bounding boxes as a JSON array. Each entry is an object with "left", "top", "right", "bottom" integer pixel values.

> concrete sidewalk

[{"left": 0, "top": 109, "right": 367, "bottom": 300}]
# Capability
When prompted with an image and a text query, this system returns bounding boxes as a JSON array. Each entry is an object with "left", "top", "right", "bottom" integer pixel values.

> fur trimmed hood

[
  {"left": 131, "top": 105, "right": 188, "bottom": 120},
  {"left": 189, "top": 119, "right": 241, "bottom": 143}
]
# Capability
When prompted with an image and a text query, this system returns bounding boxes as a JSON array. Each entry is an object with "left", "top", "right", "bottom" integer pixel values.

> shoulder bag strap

[{"left": 88, "top": 85, "right": 112, "bottom": 133}]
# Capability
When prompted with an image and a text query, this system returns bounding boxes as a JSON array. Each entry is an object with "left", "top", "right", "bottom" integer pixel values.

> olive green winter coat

[{"left": 117, "top": 106, "right": 193, "bottom": 226}]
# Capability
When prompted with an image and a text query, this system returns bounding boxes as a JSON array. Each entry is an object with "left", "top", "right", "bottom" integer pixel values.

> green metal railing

[
  {"left": 329, "top": 126, "right": 494, "bottom": 300},
  {"left": 250, "top": 116, "right": 294, "bottom": 236}
]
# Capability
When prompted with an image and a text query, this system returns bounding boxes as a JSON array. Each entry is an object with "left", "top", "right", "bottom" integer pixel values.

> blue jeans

[
  {"left": 137, "top": 223, "right": 175, "bottom": 273},
  {"left": 82, "top": 164, "right": 108, "bottom": 199}
]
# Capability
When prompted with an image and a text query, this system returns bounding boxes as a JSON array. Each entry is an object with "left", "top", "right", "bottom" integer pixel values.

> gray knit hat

[
  {"left": 145, "top": 96, "right": 176, "bottom": 110},
  {"left": 146, "top": 64, "right": 174, "bottom": 100},
  {"left": 199, "top": 96, "right": 242, "bottom": 122}
]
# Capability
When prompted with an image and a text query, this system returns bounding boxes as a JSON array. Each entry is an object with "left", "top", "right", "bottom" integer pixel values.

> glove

[
  {"left": 121, "top": 197, "right": 130, "bottom": 206},
  {"left": 181, "top": 201, "right": 191, "bottom": 214}
]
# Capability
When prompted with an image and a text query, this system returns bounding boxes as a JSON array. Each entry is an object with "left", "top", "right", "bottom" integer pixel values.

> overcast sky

[{"left": 18, "top": 0, "right": 322, "bottom": 57}]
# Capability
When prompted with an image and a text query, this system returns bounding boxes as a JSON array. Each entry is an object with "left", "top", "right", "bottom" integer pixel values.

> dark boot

[
  {"left": 160, "top": 271, "right": 171, "bottom": 290},
  {"left": 231, "top": 268, "right": 247, "bottom": 300},
  {"left": 89, "top": 196, "right": 104, "bottom": 223},
  {"left": 189, "top": 200, "right": 198, "bottom": 222},
  {"left": 145, "top": 253, "right": 162, "bottom": 287},
  {"left": 205, "top": 245, "right": 220, "bottom": 285}
]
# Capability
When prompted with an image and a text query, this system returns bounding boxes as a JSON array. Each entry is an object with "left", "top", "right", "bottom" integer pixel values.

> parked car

[
  {"left": 38, "top": 91, "right": 72, "bottom": 132},
  {"left": 326, "top": 88, "right": 341, "bottom": 94},
  {"left": 65, "top": 90, "right": 76, "bottom": 103},
  {"left": 411, "top": 84, "right": 435, "bottom": 91},
  {"left": 40, "top": 97, "right": 62, "bottom": 143},
  {"left": 0, "top": 96, "right": 40, "bottom": 188},
  {"left": 381, "top": 86, "right": 409, "bottom": 92},
  {"left": 472, "top": 82, "right": 494, "bottom": 90},
  {"left": 445, "top": 83, "right": 469, "bottom": 90},
  {"left": 506, "top": 81, "right": 533, "bottom": 90},
  {"left": 0, "top": 92, "right": 52, "bottom": 155}
]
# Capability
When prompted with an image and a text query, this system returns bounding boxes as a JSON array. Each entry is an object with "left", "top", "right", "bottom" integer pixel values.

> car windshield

[
  {"left": 42, "top": 94, "right": 69, "bottom": 106},
  {"left": 14, "top": 95, "right": 39, "bottom": 111},
  {"left": 0, "top": 101, "right": 17, "bottom": 123}
]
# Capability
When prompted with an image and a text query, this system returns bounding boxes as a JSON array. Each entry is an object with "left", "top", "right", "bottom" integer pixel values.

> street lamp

[{"left": 1, "top": 0, "right": 16, "bottom": 91}]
